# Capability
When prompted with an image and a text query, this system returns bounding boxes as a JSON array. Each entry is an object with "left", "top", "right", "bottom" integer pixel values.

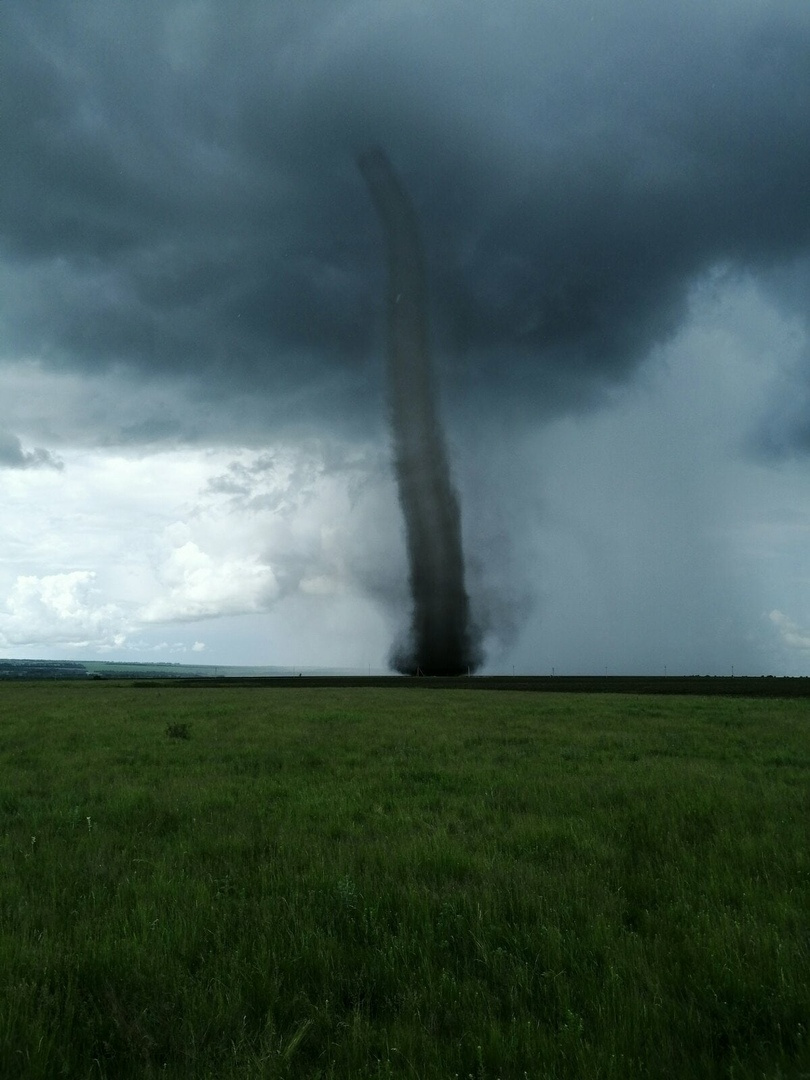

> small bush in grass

[{"left": 165, "top": 722, "right": 191, "bottom": 740}]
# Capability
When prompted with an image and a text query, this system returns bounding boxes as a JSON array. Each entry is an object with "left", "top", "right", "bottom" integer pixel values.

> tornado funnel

[{"left": 358, "top": 147, "right": 481, "bottom": 675}]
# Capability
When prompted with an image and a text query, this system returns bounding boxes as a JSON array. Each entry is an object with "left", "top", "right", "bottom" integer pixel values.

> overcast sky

[{"left": 2, "top": 0, "right": 810, "bottom": 673}]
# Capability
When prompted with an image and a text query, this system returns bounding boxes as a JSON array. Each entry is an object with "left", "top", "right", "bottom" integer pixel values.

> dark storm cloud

[
  {"left": 2, "top": 0, "right": 810, "bottom": 440},
  {"left": 748, "top": 258, "right": 810, "bottom": 457},
  {"left": 0, "top": 431, "right": 63, "bottom": 470}
]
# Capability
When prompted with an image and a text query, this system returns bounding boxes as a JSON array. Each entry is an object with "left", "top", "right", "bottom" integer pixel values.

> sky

[{"left": 2, "top": 0, "right": 810, "bottom": 674}]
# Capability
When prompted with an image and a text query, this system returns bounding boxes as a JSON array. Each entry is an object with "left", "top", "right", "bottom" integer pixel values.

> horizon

[{"left": 3, "top": 655, "right": 808, "bottom": 681}]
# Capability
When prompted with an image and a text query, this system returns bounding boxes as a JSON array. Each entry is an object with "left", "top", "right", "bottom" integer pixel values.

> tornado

[{"left": 358, "top": 147, "right": 481, "bottom": 676}]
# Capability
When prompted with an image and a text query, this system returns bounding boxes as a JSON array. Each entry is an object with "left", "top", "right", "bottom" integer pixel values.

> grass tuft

[{"left": 165, "top": 721, "right": 191, "bottom": 740}]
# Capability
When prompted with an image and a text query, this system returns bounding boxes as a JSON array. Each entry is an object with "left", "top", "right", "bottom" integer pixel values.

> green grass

[{"left": 0, "top": 683, "right": 807, "bottom": 1079}]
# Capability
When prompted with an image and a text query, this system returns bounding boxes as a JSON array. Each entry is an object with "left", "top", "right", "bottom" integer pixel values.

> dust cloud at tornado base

[{"left": 358, "top": 148, "right": 482, "bottom": 676}]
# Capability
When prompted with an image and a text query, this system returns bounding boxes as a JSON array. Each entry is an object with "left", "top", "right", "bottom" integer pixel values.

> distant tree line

[{"left": 0, "top": 659, "right": 89, "bottom": 680}]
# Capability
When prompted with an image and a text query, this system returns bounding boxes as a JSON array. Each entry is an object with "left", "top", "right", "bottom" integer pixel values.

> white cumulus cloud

[
  {"left": 139, "top": 535, "right": 279, "bottom": 624},
  {"left": 0, "top": 571, "right": 127, "bottom": 648},
  {"left": 768, "top": 610, "right": 810, "bottom": 653}
]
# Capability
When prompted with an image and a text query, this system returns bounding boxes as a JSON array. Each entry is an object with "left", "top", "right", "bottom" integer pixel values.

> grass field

[{"left": 0, "top": 683, "right": 807, "bottom": 1078}]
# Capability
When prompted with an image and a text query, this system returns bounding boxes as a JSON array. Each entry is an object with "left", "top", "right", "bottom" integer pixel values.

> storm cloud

[
  {"left": 0, "top": 430, "right": 63, "bottom": 471},
  {"left": 2, "top": 0, "right": 810, "bottom": 670},
  {"left": 2, "top": 1, "right": 809, "bottom": 433}
]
